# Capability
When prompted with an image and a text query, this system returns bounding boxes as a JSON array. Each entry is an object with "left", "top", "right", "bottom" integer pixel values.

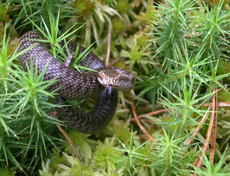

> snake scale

[{"left": 18, "top": 30, "right": 135, "bottom": 134}]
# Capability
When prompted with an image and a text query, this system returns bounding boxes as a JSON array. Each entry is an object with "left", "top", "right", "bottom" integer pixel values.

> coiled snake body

[{"left": 18, "top": 30, "right": 135, "bottom": 134}]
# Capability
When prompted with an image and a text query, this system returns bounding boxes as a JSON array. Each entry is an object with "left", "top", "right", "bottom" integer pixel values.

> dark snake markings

[{"left": 18, "top": 30, "right": 135, "bottom": 134}]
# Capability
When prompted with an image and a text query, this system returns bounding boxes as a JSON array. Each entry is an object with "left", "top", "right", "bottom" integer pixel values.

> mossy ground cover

[{"left": 1, "top": 0, "right": 230, "bottom": 175}]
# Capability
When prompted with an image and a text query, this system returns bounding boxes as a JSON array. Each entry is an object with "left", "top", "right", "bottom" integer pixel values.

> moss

[{"left": 1, "top": 0, "right": 230, "bottom": 175}]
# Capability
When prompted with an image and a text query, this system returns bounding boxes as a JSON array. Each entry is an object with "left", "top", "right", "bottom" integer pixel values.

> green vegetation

[{"left": 1, "top": 0, "right": 230, "bottom": 175}]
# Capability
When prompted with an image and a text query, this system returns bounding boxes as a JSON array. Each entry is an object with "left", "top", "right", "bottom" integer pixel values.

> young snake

[{"left": 18, "top": 30, "right": 135, "bottom": 133}]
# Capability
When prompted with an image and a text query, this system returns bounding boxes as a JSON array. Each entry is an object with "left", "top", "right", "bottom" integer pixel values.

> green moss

[
  {"left": 0, "top": 6, "right": 11, "bottom": 22},
  {"left": 115, "top": 0, "right": 129, "bottom": 14},
  {"left": 72, "top": 0, "right": 95, "bottom": 20},
  {"left": 112, "top": 17, "right": 125, "bottom": 34},
  {"left": 1, "top": 0, "right": 230, "bottom": 175},
  {"left": 91, "top": 137, "right": 122, "bottom": 172}
]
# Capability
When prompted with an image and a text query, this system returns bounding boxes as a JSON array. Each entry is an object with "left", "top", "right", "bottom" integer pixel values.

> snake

[{"left": 18, "top": 30, "right": 135, "bottom": 134}]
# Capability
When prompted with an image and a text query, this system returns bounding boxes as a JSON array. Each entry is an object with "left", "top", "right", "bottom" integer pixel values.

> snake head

[
  {"left": 97, "top": 67, "right": 135, "bottom": 93},
  {"left": 98, "top": 69, "right": 121, "bottom": 91}
]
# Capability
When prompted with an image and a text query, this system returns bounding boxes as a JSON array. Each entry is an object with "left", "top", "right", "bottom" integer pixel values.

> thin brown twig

[
  {"left": 50, "top": 111, "right": 82, "bottom": 162},
  {"left": 131, "top": 99, "right": 155, "bottom": 143},
  {"left": 194, "top": 102, "right": 230, "bottom": 107},
  {"left": 192, "top": 157, "right": 199, "bottom": 167},
  {"left": 105, "top": 26, "right": 111, "bottom": 67},
  {"left": 185, "top": 106, "right": 211, "bottom": 146},
  {"left": 130, "top": 101, "right": 230, "bottom": 123},
  {"left": 210, "top": 88, "right": 218, "bottom": 163},
  {"left": 130, "top": 109, "right": 168, "bottom": 122},
  {"left": 109, "top": 58, "right": 121, "bottom": 67},
  {"left": 164, "top": 0, "right": 169, "bottom": 7},
  {"left": 194, "top": 87, "right": 217, "bottom": 176}
]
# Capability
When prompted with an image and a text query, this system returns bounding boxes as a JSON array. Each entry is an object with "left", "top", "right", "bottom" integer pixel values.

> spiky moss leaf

[
  {"left": 159, "top": 113, "right": 181, "bottom": 132},
  {"left": 110, "top": 131, "right": 156, "bottom": 175},
  {"left": 135, "top": 2, "right": 158, "bottom": 27},
  {"left": 40, "top": 152, "right": 101, "bottom": 176},
  {"left": 151, "top": 129, "right": 193, "bottom": 175},
  {"left": 204, "top": 0, "right": 230, "bottom": 6},
  {"left": 115, "top": 0, "right": 129, "bottom": 14},
  {"left": 112, "top": 17, "right": 125, "bottom": 35},
  {"left": 121, "top": 32, "right": 152, "bottom": 63},
  {"left": 0, "top": 26, "right": 19, "bottom": 82},
  {"left": 90, "top": 137, "right": 122, "bottom": 173},
  {"left": 40, "top": 149, "right": 67, "bottom": 175},
  {"left": 193, "top": 148, "right": 230, "bottom": 176},
  {"left": 121, "top": 32, "right": 155, "bottom": 74},
  {"left": 218, "top": 88, "right": 230, "bottom": 102},
  {"left": 17, "top": 0, "right": 72, "bottom": 31},
  {"left": 192, "top": 1, "right": 230, "bottom": 59},
  {"left": 70, "top": 162, "right": 97, "bottom": 176},
  {"left": 0, "top": 166, "right": 16, "bottom": 176},
  {"left": 39, "top": 160, "right": 53, "bottom": 176},
  {"left": 112, "top": 121, "right": 141, "bottom": 147},
  {"left": 72, "top": 0, "right": 96, "bottom": 20},
  {"left": 150, "top": 0, "right": 197, "bottom": 69},
  {"left": 130, "top": 140, "right": 157, "bottom": 175},
  {"left": 217, "top": 60, "right": 230, "bottom": 83},
  {"left": 0, "top": 23, "right": 4, "bottom": 42},
  {"left": 59, "top": 152, "right": 100, "bottom": 176},
  {"left": 0, "top": 3, "right": 12, "bottom": 23},
  {"left": 68, "top": 0, "right": 119, "bottom": 47},
  {"left": 62, "top": 130, "right": 97, "bottom": 165},
  {"left": 216, "top": 104, "right": 230, "bottom": 150}
]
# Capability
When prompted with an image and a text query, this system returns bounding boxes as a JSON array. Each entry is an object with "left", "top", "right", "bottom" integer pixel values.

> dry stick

[
  {"left": 181, "top": 107, "right": 210, "bottom": 160},
  {"left": 131, "top": 99, "right": 155, "bottom": 143},
  {"left": 130, "top": 109, "right": 168, "bottom": 122},
  {"left": 131, "top": 100, "right": 225, "bottom": 145},
  {"left": 194, "top": 102, "right": 230, "bottom": 107},
  {"left": 50, "top": 111, "right": 82, "bottom": 162},
  {"left": 185, "top": 106, "right": 211, "bottom": 146},
  {"left": 210, "top": 89, "right": 218, "bottom": 163},
  {"left": 192, "top": 157, "right": 200, "bottom": 168},
  {"left": 194, "top": 87, "right": 217, "bottom": 176},
  {"left": 131, "top": 101, "right": 230, "bottom": 123},
  {"left": 105, "top": 26, "right": 111, "bottom": 67},
  {"left": 164, "top": 0, "right": 169, "bottom": 7},
  {"left": 109, "top": 58, "right": 121, "bottom": 67},
  {"left": 218, "top": 102, "right": 230, "bottom": 106}
]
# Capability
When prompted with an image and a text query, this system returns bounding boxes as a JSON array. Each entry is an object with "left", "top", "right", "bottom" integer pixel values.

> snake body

[{"left": 18, "top": 30, "right": 134, "bottom": 133}]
